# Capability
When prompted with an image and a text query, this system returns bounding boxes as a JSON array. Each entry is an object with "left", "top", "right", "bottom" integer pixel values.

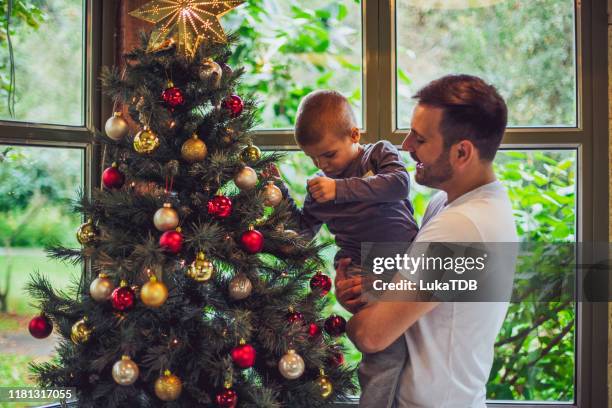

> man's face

[
  {"left": 401, "top": 104, "right": 453, "bottom": 188},
  {"left": 300, "top": 129, "right": 360, "bottom": 177}
]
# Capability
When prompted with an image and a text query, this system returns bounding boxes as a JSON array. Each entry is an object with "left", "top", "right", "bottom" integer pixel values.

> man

[{"left": 335, "top": 74, "right": 518, "bottom": 407}]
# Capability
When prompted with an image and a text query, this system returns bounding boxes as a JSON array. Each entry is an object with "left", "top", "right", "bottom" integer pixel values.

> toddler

[{"left": 275, "top": 90, "right": 419, "bottom": 408}]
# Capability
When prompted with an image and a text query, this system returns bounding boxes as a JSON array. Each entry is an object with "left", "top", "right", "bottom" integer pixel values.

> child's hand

[
  {"left": 307, "top": 176, "right": 336, "bottom": 203},
  {"left": 262, "top": 163, "right": 281, "bottom": 181}
]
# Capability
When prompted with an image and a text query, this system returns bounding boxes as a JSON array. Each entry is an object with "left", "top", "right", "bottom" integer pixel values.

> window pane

[
  {"left": 488, "top": 149, "right": 576, "bottom": 402},
  {"left": 226, "top": 0, "right": 363, "bottom": 129},
  {"left": 396, "top": 0, "right": 576, "bottom": 128},
  {"left": 279, "top": 147, "right": 576, "bottom": 401},
  {"left": 0, "top": 145, "right": 83, "bottom": 389},
  {"left": 0, "top": 0, "right": 84, "bottom": 125}
]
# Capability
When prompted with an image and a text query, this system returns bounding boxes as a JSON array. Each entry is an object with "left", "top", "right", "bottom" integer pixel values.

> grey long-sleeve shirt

[{"left": 281, "top": 140, "right": 419, "bottom": 265}]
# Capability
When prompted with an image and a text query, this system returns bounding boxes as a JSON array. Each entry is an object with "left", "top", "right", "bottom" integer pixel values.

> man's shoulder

[
  {"left": 422, "top": 183, "right": 517, "bottom": 243},
  {"left": 422, "top": 191, "right": 447, "bottom": 226}
]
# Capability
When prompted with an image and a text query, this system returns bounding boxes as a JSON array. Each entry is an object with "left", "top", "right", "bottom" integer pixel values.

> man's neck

[{"left": 444, "top": 166, "right": 497, "bottom": 204}]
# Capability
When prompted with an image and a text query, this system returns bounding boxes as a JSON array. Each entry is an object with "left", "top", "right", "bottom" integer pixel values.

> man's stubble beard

[{"left": 415, "top": 149, "right": 454, "bottom": 188}]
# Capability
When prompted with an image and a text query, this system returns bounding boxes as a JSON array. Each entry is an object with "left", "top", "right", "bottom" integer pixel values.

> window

[
  {"left": 0, "top": 146, "right": 83, "bottom": 389},
  {"left": 0, "top": 0, "right": 109, "bottom": 393},
  {"left": 0, "top": 0, "right": 85, "bottom": 125},
  {"left": 395, "top": 0, "right": 577, "bottom": 129},
  {"left": 226, "top": 0, "right": 363, "bottom": 130},
  {"left": 0, "top": 1, "right": 606, "bottom": 406},
  {"left": 278, "top": 148, "right": 578, "bottom": 400},
  {"left": 255, "top": 1, "right": 607, "bottom": 407}
]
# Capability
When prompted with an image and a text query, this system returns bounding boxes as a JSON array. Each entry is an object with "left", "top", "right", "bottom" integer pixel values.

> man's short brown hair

[
  {"left": 294, "top": 90, "right": 357, "bottom": 146},
  {"left": 413, "top": 74, "right": 508, "bottom": 161}
]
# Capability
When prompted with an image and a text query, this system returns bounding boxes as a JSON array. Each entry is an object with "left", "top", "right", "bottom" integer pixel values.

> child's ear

[{"left": 350, "top": 127, "right": 360, "bottom": 143}]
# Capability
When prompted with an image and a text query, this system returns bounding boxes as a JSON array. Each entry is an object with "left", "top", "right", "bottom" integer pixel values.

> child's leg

[{"left": 358, "top": 335, "right": 407, "bottom": 408}]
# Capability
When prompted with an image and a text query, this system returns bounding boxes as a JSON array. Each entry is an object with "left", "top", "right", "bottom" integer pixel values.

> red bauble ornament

[
  {"left": 308, "top": 322, "right": 322, "bottom": 338},
  {"left": 223, "top": 95, "right": 244, "bottom": 117},
  {"left": 207, "top": 195, "right": 233, "bottom": 219},
  {"left": 215, "top": 388, "right": 238, "bottom": 408},
  {"left": 328, "top": 349, "right": 345, "bottom": 367},
  {"left": 28, "top": 314, "right": 53, "bottom": 339},
  {"left": 231, "top": 342, "right": 256, "bottom": 368},
  {"left": 287, "top": 310, "right": 304, "bottom": 324},
  {"left": 160, "top": 229, "right": 183, "bottom": 254},
  {"left": 324, "top": 314, "right": 347, "bottom": 337},
  {"left": 240, "top": 226, "right": 264, "bottom": 254},
  {"left": 162, "top": 83, "right": 185, "bottom": 108},
  {"left": 310, "top": 271, "right": 332, "bottom": 296},
  {"left": 111, "top": 283, "right": 135, "bottom": 312},
  {"left": 102, "top": 163, "right": 125, "bottom": 189}
]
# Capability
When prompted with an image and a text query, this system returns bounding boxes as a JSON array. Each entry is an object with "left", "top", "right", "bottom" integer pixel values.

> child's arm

[
  {"left": 334, "top": 141, "right": 410, "bottom": 203},
  {"left": 267, "top": 165, "right": 324, "bottom": 240}
]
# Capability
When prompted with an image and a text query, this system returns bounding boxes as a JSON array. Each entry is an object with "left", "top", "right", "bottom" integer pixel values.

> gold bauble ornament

[
  {"left": 187, "top": 251, "right": 215, "bottom": 282},
  {"left": 90, "top": 273, "right": 115, "bottom": 302},
  {"left": 228, "top": 273, "right": 252, "bottom": 300},
  {"left": 181, "top": 133, "right": 208, "bottom": 163},
  {"left": 262, "top": 181, "right": 283, "bottom": 207},
  {"left": 199, "top": 59, "right": 223, "bottom": 88},
  {"left": 71, "top": 317, "right": 92, "bottom": 344},
  {"left": 140, "top": 276, "right": 168, "bottom": 308},
  {"left": 154, "top": 370, "right": 182, "bottom": 401},
  {"left": 112, "top": 355, "right": 140, "bottom": 386},
  {"left": 154, "top": 203, "right": 179, "bottom": 231},
  {"left": 134, "top": 126, "right": 160, "bottom": 154},
  {"left": 76, "top": 219, "right": 96, "bottom": 245},
  {"left": 315, "top": 373, "right": 333, "bottom": 399},
  {"left": 240, "top": 144, "right": 261, "bottom": 164},
  {"left": 234, "top": 166, "right": 258, "bottom": 190},
  {"left": 105, "top": 112, "right": 129, "bottom": 141},
  {"left": 278, "top": 349, "right": 305, "bottom": 380}
]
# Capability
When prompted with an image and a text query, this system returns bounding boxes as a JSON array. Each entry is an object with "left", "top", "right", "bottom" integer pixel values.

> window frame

[
  {"left": 250, "top": 1, "right": 608, "bottom": 407},
  {"left": 0, "top": 0, "right": 115, "bottom": 207},
  {"left": 0, "top": 1, "right": 606, "bottom": 406}
]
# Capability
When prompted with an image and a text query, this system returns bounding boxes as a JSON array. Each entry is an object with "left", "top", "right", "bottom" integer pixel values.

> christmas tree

[{"left": 26, "top": 2, "right": 357, "bottom": 406}]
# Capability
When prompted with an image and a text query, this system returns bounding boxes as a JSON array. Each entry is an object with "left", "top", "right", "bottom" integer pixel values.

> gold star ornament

[{"left": 130, "top": 0, "right": 245, "bottom": 57}]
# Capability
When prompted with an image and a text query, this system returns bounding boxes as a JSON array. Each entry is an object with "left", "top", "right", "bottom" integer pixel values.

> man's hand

[
  {"left": 335, "top": 258, "right": 366, "bottom": 314},
  {"left": 307, "top": 176, "right": 336, "bottom": 203}
]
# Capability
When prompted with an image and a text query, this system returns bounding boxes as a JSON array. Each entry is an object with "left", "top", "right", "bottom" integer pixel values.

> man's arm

[
  {"left": 346, "top": 300, "right": 439, "bottom": 353},
  {"left": 341, "top": 209, "right": 482, "bottom": 353},
  {"left": 335, "top": 141, "right": 410, "bottom": 204}
]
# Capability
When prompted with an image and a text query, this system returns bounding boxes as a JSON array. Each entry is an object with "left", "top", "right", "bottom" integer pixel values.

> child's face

[{"left": 300, "top": 128, "right": 361, "bottom": 177}]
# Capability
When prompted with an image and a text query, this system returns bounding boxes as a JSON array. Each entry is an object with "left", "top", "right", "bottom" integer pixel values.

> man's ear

[
  {"left": 350, "top": 127, "right": 361, "bottom": 143},
  {"left": 454, "top": 141, "right": 475, "bottom": 162}
]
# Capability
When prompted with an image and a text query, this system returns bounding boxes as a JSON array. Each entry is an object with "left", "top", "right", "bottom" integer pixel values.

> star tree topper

[{"left": 130, "top": 0, "right": 245, "bottom": 57}]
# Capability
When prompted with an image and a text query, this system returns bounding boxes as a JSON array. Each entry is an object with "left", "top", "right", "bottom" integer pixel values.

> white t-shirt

[{"left": 395, "top": 180, "right": 518, "bottom": 408}]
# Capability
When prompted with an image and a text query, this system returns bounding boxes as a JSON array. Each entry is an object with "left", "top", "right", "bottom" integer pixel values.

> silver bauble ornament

[
  {"left": 90, "top": 273, "right": 115, "bottom": 302},
  {"left": 229, "top": 273, "right": 253, "bottom": 300},
  {"left": 154, "top": 203, "right": 179, "bottom": 231},
  {"left": 234, "top": 166, "right": 258, "bottom": 190},
  {"left": 105, "top": 112, "right": 129, "bottom": 141},
  {"left": 262, "top": 181, "right": 283, "bottom": 207},
  {"left": 278, "top": 349, "right": 305, "bottom": 379},
  {"left": 112, "top": 355, "right": 139, "bottom": 386},
  {"left": 199, "top": 59, "right": 222, "bottom": 89}
]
